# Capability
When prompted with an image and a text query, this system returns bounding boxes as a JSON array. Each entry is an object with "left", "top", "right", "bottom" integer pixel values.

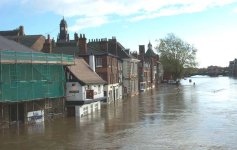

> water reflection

[
  {"left": 27, "top": 122, "right": 45, "bottom": 135},
  {"left": 1, "top": 76, "right": 237, "bottom": 149}
]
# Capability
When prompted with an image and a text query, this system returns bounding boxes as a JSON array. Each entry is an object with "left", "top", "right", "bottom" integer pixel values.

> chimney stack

[
  {"left": 74, "top": 32, "right": 79, "bottom": 41},
  {"left": 19, "top": 26, "right": 24, "bottom": 36},
  {"left": 47, "top": 34, "right": 50, "bottom": 42},
  {"left": 89, "top": 53, "right": 95, "bottom": 72},
  {"left": 79, "top": 34, "right": 87, "bottom": 55},
  {"left": 139, "top": 45, "right": 145, "bottom": 55},
  {"left": 42, "top": 34, "right": 52, "bottom": 53},
  {"left": 139, "top": 45, "right": 145, "bottom": 60},
  {"left": 100, "top": 38, "right": 108, "bottom": 52},
  {"left": 108, "top": 37, "right": 117, "bottom": 55}
]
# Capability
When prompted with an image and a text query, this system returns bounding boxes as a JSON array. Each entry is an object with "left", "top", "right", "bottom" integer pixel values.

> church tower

[{"left": 58, "top": 17, "right": 69, "bottom": 41}]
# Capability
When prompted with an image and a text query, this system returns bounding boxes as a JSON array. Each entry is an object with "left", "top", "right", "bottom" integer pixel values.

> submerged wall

[{"left": 0, "top": 98, "right": 65, "bottom": 128}]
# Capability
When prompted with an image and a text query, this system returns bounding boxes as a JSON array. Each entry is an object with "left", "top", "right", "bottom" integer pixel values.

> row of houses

[{"left": 0, "top": 18, "right": 163, "bottom": 127}]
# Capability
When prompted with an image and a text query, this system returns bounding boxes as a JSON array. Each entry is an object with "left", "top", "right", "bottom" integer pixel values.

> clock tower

[{"left": 58, "top": 17, "right": 69, "bottom": 41}]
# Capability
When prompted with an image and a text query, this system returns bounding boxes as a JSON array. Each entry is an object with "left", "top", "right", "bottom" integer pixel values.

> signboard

[
  {"left": 27, "top": 110, "right": 44, "bottom": 123},
  {"left": 86, "top": 90, "right": 94, "bottom": 99},
  {"left": 66, "top": 82, "right": 80, "bottom": 100}
]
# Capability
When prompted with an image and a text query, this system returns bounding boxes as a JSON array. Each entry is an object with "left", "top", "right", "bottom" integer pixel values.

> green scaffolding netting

[
  {"left": 0, "top": 51, "right": 74, "bottom": 64},
  {"left": 0, "top": 63, "right": 66, "bottom": 102}
]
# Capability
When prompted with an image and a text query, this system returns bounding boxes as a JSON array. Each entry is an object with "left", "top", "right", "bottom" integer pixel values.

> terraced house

[
  {"left": 119, "top": 49, "right": 140, "bottom": 97},
  {"left": 136, "top": 42, "right": 160, "bottom": 91},
  {"left": 87, "top": 38, "right": 123, "bottom": 103},
  {"left": 51, "top": 18, "right": 123, "bottom": 103}
]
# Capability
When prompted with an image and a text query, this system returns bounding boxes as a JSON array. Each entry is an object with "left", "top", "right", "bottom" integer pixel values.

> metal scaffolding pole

[{"left": 17, "top": 102, "right": 19, "bottom": 124}]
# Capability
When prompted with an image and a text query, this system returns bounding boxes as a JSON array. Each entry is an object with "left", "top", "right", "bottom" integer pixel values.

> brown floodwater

[{"left": 1, "top": 76, "right": 237, "bottom": 150}]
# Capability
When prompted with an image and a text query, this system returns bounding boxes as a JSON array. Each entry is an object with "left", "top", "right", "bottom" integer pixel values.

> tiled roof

[
  {"left": 53, "top": 46, "right": 80, "bottom": 55},
  {"left": 56, "top": 41, "right": 77, "bottom": 47},
  {"left": 116, "top": 42, "right": 130, "bottom": 59},
  {"left": 4, "top": 35, "right": 45, "bottom": 51},
  {"left": 52, "top": 40, "right": 119, "bottom": 59},
  {"left": 0, "top": 30, "right": 19, "bottom": 36},
  {"left": 87, "top": 42, "right": 101, "bottom": 51},
  {"left": 52, "top": 40, "right": 79, "bottom": 55},
  {"left": 85, "top": 43, "right": 118, "bottom": 58},
  {"left": 88, "top": 40, "right": 129, "bottom": 59},
  {"left": 67, "top": 58, "right": 106, "bottom": 85},
  {"left": 87, "top": 45, "right": 113, "bottom": 56},
  {"left": 145, "top": 48, "right": 157, "bottom": 57},
  {"left": 0, "top": 35, "right": 39, "bottom": 52}
]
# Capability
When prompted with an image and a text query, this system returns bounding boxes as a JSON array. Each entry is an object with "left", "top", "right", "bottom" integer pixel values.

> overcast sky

[{"left": 1, "top": 0, "right": 237, "bottom": 67}]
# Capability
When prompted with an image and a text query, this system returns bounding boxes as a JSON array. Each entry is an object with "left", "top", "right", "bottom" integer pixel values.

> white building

[
  {"left": 65, "top": 57, "right": 106, "bottom": 117},
  {"left": 122, "top": 57, "right": 140, "bottom": 97}
]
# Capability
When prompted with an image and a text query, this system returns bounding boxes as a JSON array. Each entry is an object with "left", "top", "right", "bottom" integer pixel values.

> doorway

[{"left": 9, "top": 103, "right": 25, "bottom": 123}]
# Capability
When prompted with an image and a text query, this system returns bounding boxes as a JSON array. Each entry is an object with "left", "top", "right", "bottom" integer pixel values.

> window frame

[{"left": 96, "top": 57, "right": 103, "bottom": 67}]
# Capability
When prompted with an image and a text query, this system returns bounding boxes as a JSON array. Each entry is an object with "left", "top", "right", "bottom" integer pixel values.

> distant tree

[{"left": 156, "top": 33, "right": 198, "bottom": 80}]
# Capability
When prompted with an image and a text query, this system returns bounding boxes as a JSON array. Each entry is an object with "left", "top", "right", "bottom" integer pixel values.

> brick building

[
  {"left": 51, "top": 18, "right": 123, "bottom": 103},
  {"left": 87, "top": 37, "right": 123, "bottom": 103},
  {"left": 136, "top": 42, "right": 160, "bottom": 91}
]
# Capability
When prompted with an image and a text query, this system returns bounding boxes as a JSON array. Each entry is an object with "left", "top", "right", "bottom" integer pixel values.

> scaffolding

[
  {"left": 0, "top": 50, "right": 74, "bottom": 65},
  {"left": 0, "top": 50, "right": 74, "bottom": 127}
]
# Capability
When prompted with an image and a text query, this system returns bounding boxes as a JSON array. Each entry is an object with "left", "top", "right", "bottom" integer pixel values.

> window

[{"left": 96, "top": 58, "right": 102, "bottom": 67}]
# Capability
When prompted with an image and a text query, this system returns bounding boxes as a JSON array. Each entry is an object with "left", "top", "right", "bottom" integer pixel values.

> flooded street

[{"left": 1, "top": 76, "right": 237, "bottom": 150}]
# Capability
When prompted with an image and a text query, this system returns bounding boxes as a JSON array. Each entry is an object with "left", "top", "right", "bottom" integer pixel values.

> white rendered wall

[
  {"left": 66, "top": 82, "right": 83, "bottom": 101},
  {"left": 75, "top": 101, "right": 101, "bottom": 117}
]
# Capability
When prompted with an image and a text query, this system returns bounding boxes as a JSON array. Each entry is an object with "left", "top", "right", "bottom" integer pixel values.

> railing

[{"left": 0, "top": 50, "right": 74, "bottom": 65}]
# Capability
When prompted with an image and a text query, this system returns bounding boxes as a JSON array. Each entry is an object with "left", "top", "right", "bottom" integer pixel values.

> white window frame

[{"left": 96, "top": 58, "right": 102, "bottom": 67}]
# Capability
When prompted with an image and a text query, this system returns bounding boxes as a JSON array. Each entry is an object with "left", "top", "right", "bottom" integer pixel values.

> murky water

[{"left": 1, "top": 76, "right": 237, "bottom": 150}]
